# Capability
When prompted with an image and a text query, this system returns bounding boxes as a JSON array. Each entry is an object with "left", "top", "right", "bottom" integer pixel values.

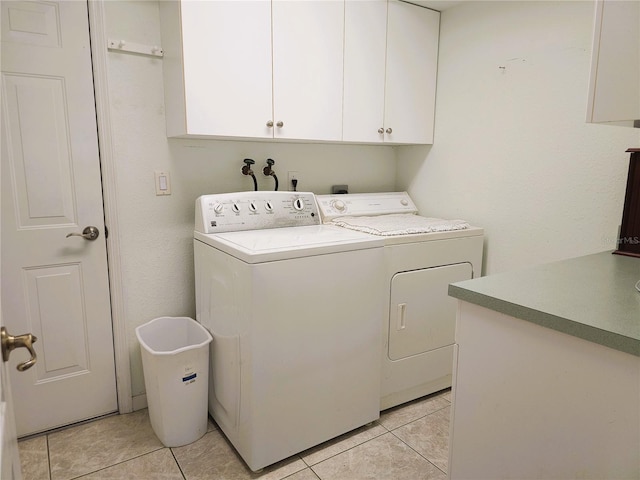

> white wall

[
  {"left": 103, "top": 1, "right": 397, "bottom": 399},
  {"left": 397, "top": 0, "right": 639, "bottom": 274}
]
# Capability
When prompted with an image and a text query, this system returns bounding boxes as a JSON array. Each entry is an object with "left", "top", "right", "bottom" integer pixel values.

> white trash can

[{"left": 135, "top": 316, "right": 213, "bottom": 447}]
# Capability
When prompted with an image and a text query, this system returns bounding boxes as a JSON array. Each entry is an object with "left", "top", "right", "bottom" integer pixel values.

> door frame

[{"left": 87, "top": 0, "right": 132, "bottom": 414}]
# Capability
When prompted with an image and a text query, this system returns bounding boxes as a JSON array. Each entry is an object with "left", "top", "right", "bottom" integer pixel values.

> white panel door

[
  {"left": 384, "top": 1, "right": 439, "bottom": 144},
  {"left": 1, "top": 0, "right": 117, "bottom": 436},
  {"left": 272, "top": 0, "right": 345, "bottom": 141},
  {"left": 342, "top": 0, "right": 388, "bottom": 143},
  {"left": 389, "top": 263, "right": 472, "bottom": 360}
]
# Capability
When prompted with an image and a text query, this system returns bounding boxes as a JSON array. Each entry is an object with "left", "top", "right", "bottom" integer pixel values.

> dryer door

[{"left": 388, "top": 263, "right": 472, "bottom": 360}]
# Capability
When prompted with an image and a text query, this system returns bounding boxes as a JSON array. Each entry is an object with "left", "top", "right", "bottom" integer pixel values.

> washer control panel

[
  {"left": 317, "top": 192, "right": 418, "bottom": 221},
  {"left": 195, "top": 191, "right": 320, "bottom": 233}
]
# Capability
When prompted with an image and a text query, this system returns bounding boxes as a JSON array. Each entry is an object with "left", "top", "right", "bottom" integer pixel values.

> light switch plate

[{"left": 155, "top": 171, "right": 171, "bottom": 195}]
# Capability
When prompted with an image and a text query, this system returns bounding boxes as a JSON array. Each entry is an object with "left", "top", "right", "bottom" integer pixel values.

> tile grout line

[
  {"left": 388, "top": 428, "right": 448, "bottom": 477},
  {"left": 46, "top": 434, "right": 52, "bottom": 480},
  {"left": 277, "top": 457, "right": 321, "bottom": 480},
  {"left": 58, "top": 446, "right": 168, "bottom": 480},
  {"left": 298, "top": 423, "right": 389, "bottom": 469},
  {"left": 302, "top": 418, "right": 448, "bottom": 480},
  {"left": 387, "top": 403, "right": 452, "bottom": 478},
  {"left": 295, "top": 398, "right": 453, "bottom": 474},
  {"left": 169, "top": 447, "right": 188, "bottom": 480},
  {"left": 307, "top": 464, "right": 323, "bottom": 480}
]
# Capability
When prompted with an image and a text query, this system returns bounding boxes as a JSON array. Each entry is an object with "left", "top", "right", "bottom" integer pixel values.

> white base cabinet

[{"left": 449, "top": 301, "right": 640, "bottom": 479}]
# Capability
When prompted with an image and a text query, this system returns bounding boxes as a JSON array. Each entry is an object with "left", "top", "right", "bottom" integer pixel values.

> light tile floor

[{"left": 18, "top": 389, "right": 451, "bottom": 480}]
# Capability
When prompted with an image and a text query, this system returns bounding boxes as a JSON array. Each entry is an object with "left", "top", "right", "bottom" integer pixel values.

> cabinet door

[
  {"left": 343, "top": 0, "right": 388, "bottom": 143},
  {"left": 179, "top": 1, "right": 273, "bottom": 138},
  {"left": 586, "top": 0, "right": 640, "bottom": 127},
  {"left": 272, "top": 0, "right": 344, "bottom": 141},
  {"left": 384, "top": 1, "right": 439, "bottom": 144}
]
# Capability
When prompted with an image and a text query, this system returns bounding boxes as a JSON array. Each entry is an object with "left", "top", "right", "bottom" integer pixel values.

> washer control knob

[
  {"left": 249, "top": 202, "right": 257, "bottom": 213},
  {"left": 332, "top": 200, "right": 346, "bottom": 211},
  {"left": 213, "top": 202, "right": 224, "bottom": 213},
  {"left": 265, "top": 201, "right": 273, "bottom": 212},
  {"left": 292, "top": 198, "right": 305, "bottom": 211},
  {"left": 400, "top": 199, "right": 409, "bottom": 206},
  {"left": 231, "top": 203, "right": 241, "bottom": 213}
]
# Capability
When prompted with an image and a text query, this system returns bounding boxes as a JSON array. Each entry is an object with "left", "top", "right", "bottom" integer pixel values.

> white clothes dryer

[
  {"left": 317, "top": 192, "right": 484, "bottom": 410},
  {"left": 193, "top": 191, "right": 385, "bottom": 472}
]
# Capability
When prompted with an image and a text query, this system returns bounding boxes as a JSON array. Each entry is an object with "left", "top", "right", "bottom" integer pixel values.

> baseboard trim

[{"left": 132, "top": 394, "right": 148, "bottom": 412}]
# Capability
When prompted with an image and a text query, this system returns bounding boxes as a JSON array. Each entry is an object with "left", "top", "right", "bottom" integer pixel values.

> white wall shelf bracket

[{"left": 107, "top": 38, "right": 164, "bottom": 58}]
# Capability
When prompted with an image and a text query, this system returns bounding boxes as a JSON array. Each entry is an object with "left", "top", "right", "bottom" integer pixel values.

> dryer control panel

[
  {"left": 195, "top": 191, "right": 320, "bottom": 233},
  {"left": 317, "top": 192, "right": 418, "bottom": 222}
]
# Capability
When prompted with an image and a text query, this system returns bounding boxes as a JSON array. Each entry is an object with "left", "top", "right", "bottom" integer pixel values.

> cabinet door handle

[
  {"left": 397, "top": 303, "right": 406, "bottom": 330},
  {"left": 266, "top": 120, "right": 274, "bottom": 128},
  {"left": 386, "top": 128, "right": 393, "bottom": 134},
  {"left": 276, "top": 121, "right": 284, "bottom": 128},
  {"left": 378, "top": 128, "right": 384, "bottom": 134}
]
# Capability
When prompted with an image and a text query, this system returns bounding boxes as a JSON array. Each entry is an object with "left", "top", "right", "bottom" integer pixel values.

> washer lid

[{"left": 194, "top": 224, "right": 384, "bottom": 263}]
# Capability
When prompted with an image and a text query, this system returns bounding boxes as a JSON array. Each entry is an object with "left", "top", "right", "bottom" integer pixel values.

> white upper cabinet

[
  {"left": 384, "top": 1, "right": 440, "bottom": 144},
  {"left": 272, "top": 1, "right": 344, "bottom": 141},
  {"left": 343, "top": 0, "right": 388, "bottom": 143},
  {"left": 587, "top": 0, "right": 640, "bottom": 128},
  {"left": 160, "top": 0, "right": 344, "bottom": 141},
  {"left": 343, "top": 0, "right": 440, "bottom": 144},
  {"left": 160, "top": 1, "right": 273, "bottom": 139},
  {"left": 160, "top": 0, "right": 438, "bottom": 144}
]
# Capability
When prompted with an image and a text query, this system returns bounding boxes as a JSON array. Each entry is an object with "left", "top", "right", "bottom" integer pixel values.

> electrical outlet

[{"left": 287, "top": 171, "right": 300, "bottom": 191}]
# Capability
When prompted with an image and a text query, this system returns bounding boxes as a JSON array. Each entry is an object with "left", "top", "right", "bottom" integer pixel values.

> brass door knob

[{"left": 1, "top": 327, "right": 38, "bottom": 371}]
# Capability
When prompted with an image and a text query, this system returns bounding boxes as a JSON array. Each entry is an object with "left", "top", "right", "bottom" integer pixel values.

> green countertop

[{"left": 449, "top": 251, "right": 640, "bottom": 356}]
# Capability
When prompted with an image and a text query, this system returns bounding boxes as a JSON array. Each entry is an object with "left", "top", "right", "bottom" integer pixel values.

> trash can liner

[{"left": 136, "top": 316, "right": 212, "bottom": 355}]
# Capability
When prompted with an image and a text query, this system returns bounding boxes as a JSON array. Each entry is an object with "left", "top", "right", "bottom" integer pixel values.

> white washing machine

[
  {"left": 193, "top": 191, "right": 385, "bottom": 472},
  {"left": 317, "top": 192, "right": 484, "bottom": 410}
]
